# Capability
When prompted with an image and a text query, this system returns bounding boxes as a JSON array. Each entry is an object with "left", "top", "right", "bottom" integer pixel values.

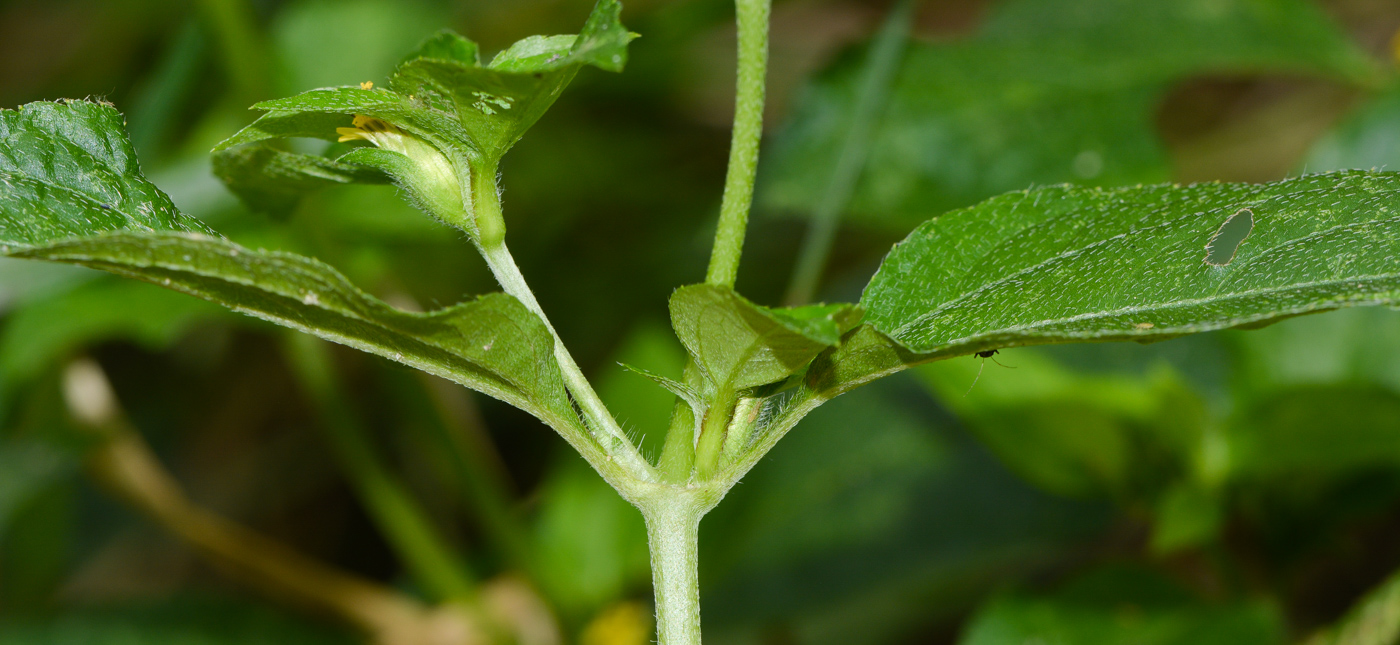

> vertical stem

[
  {"left": 784, "top": 0, "right": 917, "bottom": 306},
  {"left": 197, "top": 0, "right": 269, "bottom": 102},
  {"left": 693, "top": 389, "right": 737, "bottom": 481},
  {"left": 283, "top": 334, "right": 476, "bottom": 602},
  {"left": 706, "top": 0, "right": 773, "bottom": 288},
  {"left": 643, "top": 500, "right": 705, "bottom": 645}
]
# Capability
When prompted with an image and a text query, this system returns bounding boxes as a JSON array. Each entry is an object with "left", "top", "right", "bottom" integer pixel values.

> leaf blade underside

[{"left": 0, "top": 99, "right": 579, "bottom": 433}]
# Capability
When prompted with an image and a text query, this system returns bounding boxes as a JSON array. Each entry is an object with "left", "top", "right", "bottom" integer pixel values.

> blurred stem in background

[
  {"left": 409, "top": 371, "right": 537, "bottom": 586},
  {"left": 197, "top": 0, "right": 270, "bottom": 104},
  {"left": 60, "top": 358, "right": 487, "bottom": 644},
  {"left": 784, "top": 0, "right": 917, "bottom": 306},
  {"left": 282, "top": 333, "right": 477, "bottom": 603},
  {"left": 126, "top": 19, "right": 207, "bottom": 157}
]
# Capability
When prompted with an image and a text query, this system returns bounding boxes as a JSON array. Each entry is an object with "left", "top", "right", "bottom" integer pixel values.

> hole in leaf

[{"left": 1205, "top": 208, "right": 1253, "bottom": 266}]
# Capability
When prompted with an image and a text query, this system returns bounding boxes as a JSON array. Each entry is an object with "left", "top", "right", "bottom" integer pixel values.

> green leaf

[
  {"left": 959, "top": 567, "right": 1285, "bottom": 645},
  {"left": 1229, "top": 306, "right": 1400, "bottom": 398},
  {"left": 1227, "top": 385, "right": 1400, "bottom": 481},
  {"left": 533, "top": 458, "right": 649, "bottom": 617},
  {"left": 212, "top": 0, "right": 634, "bottom": 240},
  {"left": 211, "top": 143, "right": 387, "bottom": 216},
  {"left": 763, "top": 0, "right": 1378, "bottom": 229},
  {"left": 0, "top": 99, "right": 579, "bottom": 436},
  {"left": 1151, "top": 482, "right": 1224, "bottom": 555},
  {"left": 11, "top": 234, "right": 575, "bottom": 431},
  {"left": 669, "top": 284, "right": 861, "bottom": 392},
  {"left": 0, "top": 100, "right": 217, "bottom": 242},
  {"left": 862, "top": 172, "right": 1400, "bottom": 357}
]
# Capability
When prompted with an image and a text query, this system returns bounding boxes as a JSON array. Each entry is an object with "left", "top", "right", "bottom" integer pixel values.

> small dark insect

[
  {"left": 98, "top": 203, "right": 113, "bottom": 210},
  {"left": 966, "top": 349, "right": 1015, "bottom": 396}
]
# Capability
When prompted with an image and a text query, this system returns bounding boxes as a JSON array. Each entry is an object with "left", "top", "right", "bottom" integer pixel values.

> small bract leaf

[{"left": 669, "top": 284, "right": 861, "bottom": 392}]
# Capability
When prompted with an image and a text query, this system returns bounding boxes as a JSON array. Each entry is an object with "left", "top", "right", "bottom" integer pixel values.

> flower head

[{"left": 335, "top": 115, "right": 469, "bottom": 233}]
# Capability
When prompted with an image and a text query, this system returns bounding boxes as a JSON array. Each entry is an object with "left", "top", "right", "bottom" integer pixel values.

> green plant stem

[
  {"left": 282, "top": 334, "right": 476, "bottom": 602},
  {"left": 705, "top": 0, "right": 773, "bottom": 289},
  {"left": 783, "top": 0, "right": 916, "bottom": 306},
  {"left": 657, "top": 397, "right": 698, "bottom": 483},
  {"left": 471, "top": 169, "right": 655, "bottom": 484},
  {"left": 197, "top": 0, "right": 269, "bottom": 102},
  {"left": 641, "top": 496, "right": 707, "bottom": 645},
  {"left": 694, "top": 388, "right": 737, "bottom": 480}
]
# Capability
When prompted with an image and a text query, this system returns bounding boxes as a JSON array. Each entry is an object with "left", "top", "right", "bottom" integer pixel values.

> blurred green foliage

[{"left": 3, "top": 0, "right": 1400, "bottom": 644}]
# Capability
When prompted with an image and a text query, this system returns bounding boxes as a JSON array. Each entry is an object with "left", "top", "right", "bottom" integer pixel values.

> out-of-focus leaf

[
  {"left": 959, "top": 566, "right": 1285, "bottom": 645},
  {"left": 703, "top": 377, "right": 1110, "bottom": 645},
  {"left": 1307, "top": 84, "right": 1400, "bottom": 175},
  {"left": 918, "top": 349, "right": 1207, "bottom": 500},
  {"left": 1307, "top": 565, "right": 1400, "bottom": 645},
  {"left": 533, "top": 457, "right": 649, "bottom": 618},
  {"left": 1150, "top": 482, "right": 1224, "bottom": 555},
  {"left": 764, "top": 0, "right": 1379, "bottom": 229},
  {"left": 862, "top": 173, "right": 1400, "bottom": 357},
  {"left": 0, "top": 99, "right": 579, "bottom": 435},
  {"left": 211, "top": 143, "right": 387, "bottom": 216},
  {"left": 0, "top": 596, "right": 351, "bottom": 644},
  {"left": 669, "top": 284, "right": 861, "bottom": 392},
  {"left": 272, "top": 0, "right": 446, "bottom": 95},
  {"left": 1228, "top": 306, "right": 1400, "bottom": 397},
  {"left": 1227, "top": 385, "right": 1400, "bottom": 481},
  {"left": 0, "top": 279, "right": 229, "bottom": 387},
  {"left": 0, "top": 439, "right": 76, "bottom": 535},
  {"left": 220, "top": 0, "right": 634, "bottom": 163}
]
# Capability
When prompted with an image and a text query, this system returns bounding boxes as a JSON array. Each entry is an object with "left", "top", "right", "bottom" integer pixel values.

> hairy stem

[
  {"left": 641, "top": 498, "right": 706, "bottom": 645},
  {"left": 706, "top": 0, "right": 773, "bottom": 288},
  {"left": 283, "top": 334, "right": 476, "bottom": 602},
  {"left": 784, "top": 0, "right": 916, "bottom": 306},
  {"left": 471, "top": 168, "right": 655, "bottom": 484},
  {"left": 693, "top": 388, "right": 737, "bottom": 481}
]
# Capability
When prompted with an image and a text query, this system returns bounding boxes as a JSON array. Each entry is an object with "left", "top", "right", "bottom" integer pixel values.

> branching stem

[{"left": 706, "top": 0, "right": 772, "bottom": 289}]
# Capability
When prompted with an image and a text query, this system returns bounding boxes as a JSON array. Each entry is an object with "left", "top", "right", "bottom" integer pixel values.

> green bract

[
  {"left": 669, "top": 284, "right": 862, "bottom": 393},
  {"left": 212, "top": 0, "right": 634, "bottom": 245}
]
